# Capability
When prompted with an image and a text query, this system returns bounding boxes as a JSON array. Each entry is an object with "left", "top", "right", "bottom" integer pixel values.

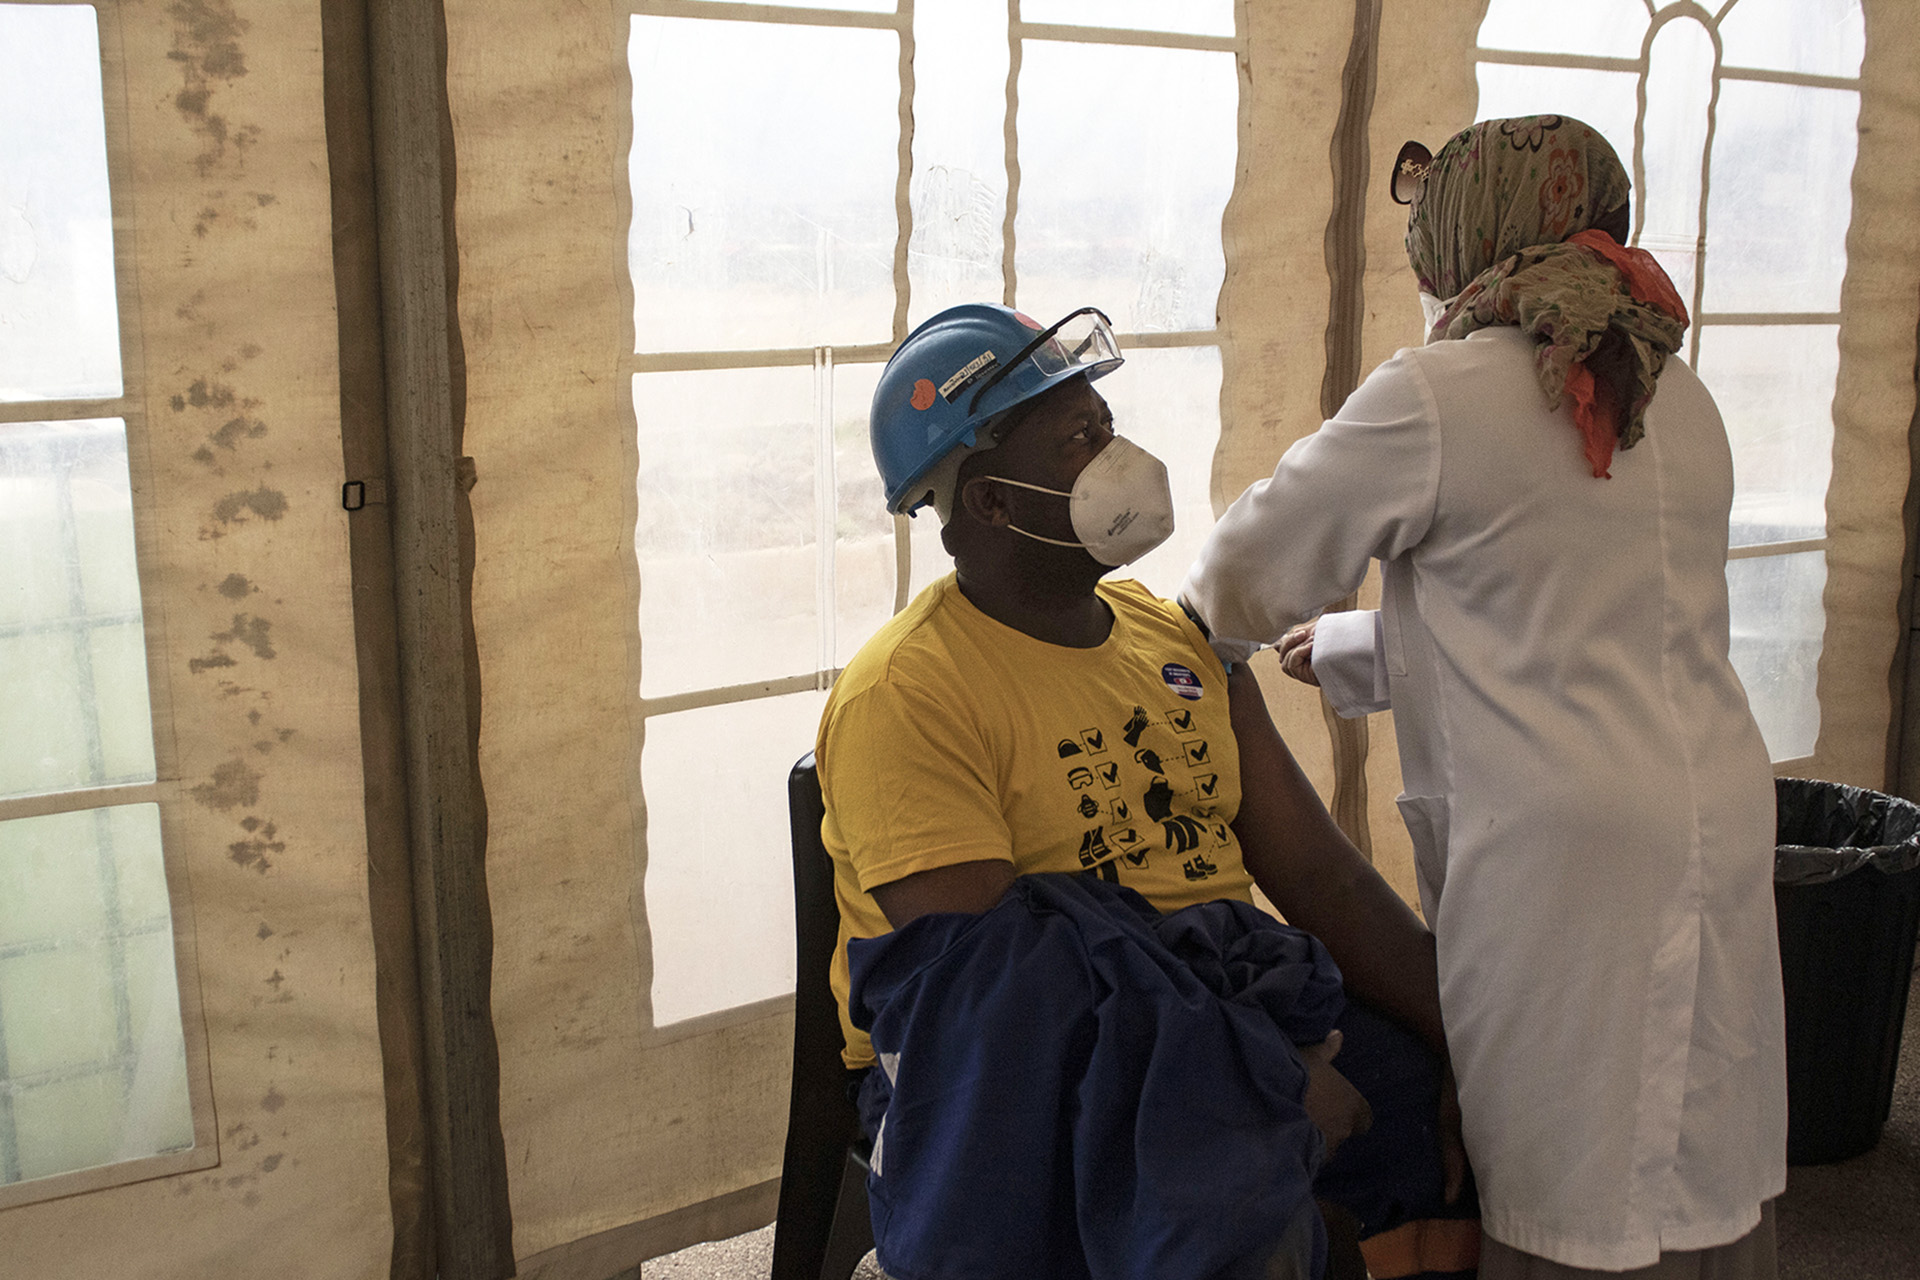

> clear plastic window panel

[
  {"left": 670, "top": 0, "right": 895, "bottom": 11},
  {"left": 628, "top": 17, "right": 899, "bottom": 354},
  {"left": 0, "top": 419, "right": 157, "bottom": 800},
  {"left": 905, "top": 0, "right": 1010, "bottom": 329},
  {"left": 1717, "top": 0, "right": 1863, "bottom": 77},
  {"left": 1094, "top": 346, "right": 1221, "bottom": 600},
  {"left": 1725, "top": 551, "right": 1825, "bottom": 762},
  {"left": 1472, "top": 65, "right": 1640, "bottom": 186},
  {"left": 1019, "top": 0, "right": 1233, "bottom": 38},
  {"left": 831, "top": 361, "right": 895, "bottom": 670},
  {"left": 1013, "top": 41, "right": 1236, "bottom": 334},
  {"left": 0, "top": 4, "right": 122, "bottom": 403},
  {"left": 1695, "top": 325, "right": 1836, "bottom": 547},
  {"left": 1638, "top": 18, "right": 1714, "bottom": 307},
  {"left": 1477, "top": 0, "right": 1649, "bottom": 59},
  {"left": 1703, "top": 81, "right": 1858, "bottom": 316},
  {"left": 642, "top": 691, "right": 825, "bottom": 1025},
  {"left": 0, "top": 804, "right": 192, "bottom": 1185},
  {"left": 635, "top": 369, "right": 822, "bottom": 698}
]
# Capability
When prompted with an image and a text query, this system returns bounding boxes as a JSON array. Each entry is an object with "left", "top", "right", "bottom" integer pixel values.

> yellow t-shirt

[{"left": 817, "top": 573, "right": 1254, "bottom": 1067}]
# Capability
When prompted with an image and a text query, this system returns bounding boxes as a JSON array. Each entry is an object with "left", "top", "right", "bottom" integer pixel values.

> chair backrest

[
  {"left": 771, "top": 754, "right": 872, "bottom": 1280},
  {"left": 787, "top": 753, "right": 840, "bottom": 1048}
]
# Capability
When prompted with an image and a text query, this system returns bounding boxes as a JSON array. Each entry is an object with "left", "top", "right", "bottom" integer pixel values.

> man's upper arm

[{"left": 820, "top": 676, "right": 1014, "bottom": 914}]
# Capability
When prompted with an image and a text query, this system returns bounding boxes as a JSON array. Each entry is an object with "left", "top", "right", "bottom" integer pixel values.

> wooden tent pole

[
  {"left": 1316, "top": 0, "right": 1386, "bottom": 859},
  {"left": 359, "top": 0, "right": 515, "bottom": 1274},
  {"left": 320, "top": 1, "right": 439, "bottom": 1274}
]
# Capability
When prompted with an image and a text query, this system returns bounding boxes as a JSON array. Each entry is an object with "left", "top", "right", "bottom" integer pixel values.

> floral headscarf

[{"left": 1405, "top": 115, "right": 1688, "bottom": 478}]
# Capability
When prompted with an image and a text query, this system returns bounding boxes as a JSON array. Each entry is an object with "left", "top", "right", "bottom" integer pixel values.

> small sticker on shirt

[{"left": 1161, "top": 662, "right": 1204, "bottom": 700}]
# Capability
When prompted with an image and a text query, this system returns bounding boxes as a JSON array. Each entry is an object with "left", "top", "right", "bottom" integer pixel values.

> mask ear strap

[
  {"left": 986, "top": 476, "right": 1072, "bottom": 499},
  {"left": 1005, "top": 524, "right": 1083, "bottom": 549}
]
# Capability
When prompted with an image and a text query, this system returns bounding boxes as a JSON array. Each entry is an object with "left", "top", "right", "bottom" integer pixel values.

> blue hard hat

[{"left": 871, "top": 303, "right": 1123, "bottom": 515}]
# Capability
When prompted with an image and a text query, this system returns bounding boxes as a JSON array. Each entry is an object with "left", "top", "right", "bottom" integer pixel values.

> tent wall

[
  {"left": 1821, "top": 0, "right": 1920, "bottom": 788},
  {"left": 445, "top": 3, "right": 790, "bottom": 1273},
  {"left": 1217, "top": 0, "right": 1488, "bottom": 904},
  {"left": 1, "top": 0, "right": 391, "bottom": 1274}
]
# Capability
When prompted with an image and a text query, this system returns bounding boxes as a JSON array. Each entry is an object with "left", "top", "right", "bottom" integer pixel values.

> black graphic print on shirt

[{"left": 1059, "top": 668, "right": 1226, "bottom": 883}]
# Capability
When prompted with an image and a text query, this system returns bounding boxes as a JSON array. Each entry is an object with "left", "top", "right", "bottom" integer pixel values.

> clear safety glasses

[
  {"left": 1391, "top": 139, "right": 1434, "bottom": 205},
  {"left": 966, "top": 306, "right": 1123, "bottom": 415}
]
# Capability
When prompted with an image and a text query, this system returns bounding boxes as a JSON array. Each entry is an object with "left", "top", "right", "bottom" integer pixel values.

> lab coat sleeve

[
  {"left": 1311, "top": 610, "right": 1390, "bottom": 718},
  {"left": 1180, "top": 349, "right": 1440, "bottom": 649}
]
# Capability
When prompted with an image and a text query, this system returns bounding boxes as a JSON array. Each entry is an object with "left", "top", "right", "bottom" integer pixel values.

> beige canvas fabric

[
  {"left": 1217, "top": 0, "right": 1377, "bottom": 860},
  {"left": 445, "top": 2, "right": 791, "bottom": 1269},
  {"left": 2, "top": 0, "right": 391, "bottom": 1274},
  {"left": 0, "top": 3, "right": 1910, "bottom": 1279},
  {"left": 1814, "top": 0, "right": 1920, "bottom": 787}
]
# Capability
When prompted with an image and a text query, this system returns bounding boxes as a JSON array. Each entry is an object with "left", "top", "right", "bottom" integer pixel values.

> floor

[
  {"left": 644, "top": 969, "right": 1920, "bottom": 1279},
  {"left": 1775, "top": 967, "right": 1920, "bottom": 1278}
]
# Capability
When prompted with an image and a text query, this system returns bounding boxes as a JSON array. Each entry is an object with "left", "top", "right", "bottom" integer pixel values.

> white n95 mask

[{"left": 989, "top": 436, "right": 1176, "bottom": 567}]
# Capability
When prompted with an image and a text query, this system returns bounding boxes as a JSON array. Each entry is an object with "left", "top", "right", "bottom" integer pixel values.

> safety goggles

[
  {"left": 966, "top": 306, "right": 1122, "bottom": 416},
  {"left": 1390, "top": 139, "right": 1434, "bottom": 206}
]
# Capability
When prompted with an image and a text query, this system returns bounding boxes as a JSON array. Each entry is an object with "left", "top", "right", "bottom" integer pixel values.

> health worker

[{"left": 1181, "top": 115, "right": 1787, "bottom": 1279}]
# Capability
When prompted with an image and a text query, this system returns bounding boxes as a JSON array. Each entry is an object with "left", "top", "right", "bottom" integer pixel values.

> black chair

[{"left": 770, "top": 754, "right": 876, "bottom": 1280}]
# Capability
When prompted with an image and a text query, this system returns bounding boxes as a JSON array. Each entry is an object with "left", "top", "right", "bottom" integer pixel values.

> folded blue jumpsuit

[{"left": 849, "top": 873, "right": 1469, "bottom": 1280}]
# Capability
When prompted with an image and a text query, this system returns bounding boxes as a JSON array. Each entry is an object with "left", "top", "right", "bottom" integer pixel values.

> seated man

[{"left": 817, "top": 303, "right": 1477, "bottom": 1280}]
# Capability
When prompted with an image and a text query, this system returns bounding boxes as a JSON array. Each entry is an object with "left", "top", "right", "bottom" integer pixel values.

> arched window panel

[
  {"left": 0, "top": 5, "right": 121, "bottom": 403},
  {"left": 1639, "top": 18, "right": 1714, "bottom": 309},
  {"left": 906, "top": 0, "right": 1009, "bottom": 329},
  {"left": 1472, "top": 65, "right": 1640, "bottom": 172},
  {"left": 1726, "top": 551, "right": 1826, "bottom": 760},
  {"left": 1021, "top": 0, "right": 1234, "bottom": 39},
  {"left": 1013, "top": 40, "right": 1236, "bottom": 334},
  {"left": 1697, "top": 325, "right": 1837, "bottom": 547},
  {"left": 1474, "top": 4, "right": 1864, "bottom": 767},
  {"left": 642, "top": 690, "right": 826, "bottom": 1026},
  {"left": 1703, "top": 81, "right": 1859, "bottom": 315},
  {"left": 627, "top": 16, "right": 899, "bottom": 354},
  {"left": 1717, "top": 0, "right": 1863, "bottom": 77},
  {"left": 1477, "top": 0, "right": 1650, "bottom": 59}
]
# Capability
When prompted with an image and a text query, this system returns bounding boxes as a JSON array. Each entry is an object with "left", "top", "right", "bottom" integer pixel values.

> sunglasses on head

[{"left": 1391, "top": 139, "right": 1433, "bottom": 206}]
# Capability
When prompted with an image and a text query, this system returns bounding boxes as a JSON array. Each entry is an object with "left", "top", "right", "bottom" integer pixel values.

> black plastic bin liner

[{"left": 1773, "top": 777, "right": 1920, "bottom": 1165}]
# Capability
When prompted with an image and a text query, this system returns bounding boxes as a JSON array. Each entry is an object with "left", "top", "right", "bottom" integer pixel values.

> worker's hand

[
  {"left": 1277, "top": 621, "right": 1319, "bottom": 687},
  {"left": 1439, "top": 1062, "right": 1469, "bottom": 1204},
  {"left": 1299, "top": 1029, "right": 1372, "bottom": 1159}
]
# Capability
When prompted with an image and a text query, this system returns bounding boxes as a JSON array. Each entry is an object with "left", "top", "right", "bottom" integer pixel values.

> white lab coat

[{"left": 1182, "top": 327, "right": 1786, "bottom": 1269}]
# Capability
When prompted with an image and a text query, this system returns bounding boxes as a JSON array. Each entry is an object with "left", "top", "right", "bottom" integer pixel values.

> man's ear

[{"left": 958, "top": 474, "right": 1012, "bottom": 528}]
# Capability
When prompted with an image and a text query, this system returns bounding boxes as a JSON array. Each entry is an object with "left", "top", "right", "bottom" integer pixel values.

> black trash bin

[{"left": 1773, "top": 777, "right": 1920, "bottom": 1165}]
